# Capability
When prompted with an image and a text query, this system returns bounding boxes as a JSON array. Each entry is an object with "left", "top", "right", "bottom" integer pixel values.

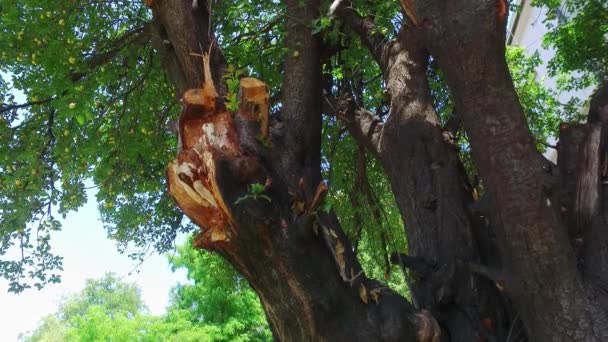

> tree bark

[
  {"left": 151, "top": 0, "right": 608, "bottom": 340},
  {"left": 414, "top": 0, "right": 608, "bottom": 340},
  {"left": 153, "top": 1, "right": 423, "bottom": 341},
  {"left": 333, "top": 5, "right": 510, "bottom": 341}
]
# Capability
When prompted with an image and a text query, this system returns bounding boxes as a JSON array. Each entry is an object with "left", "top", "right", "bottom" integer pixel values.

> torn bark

[
  {"left": 167, "top": 52, "right": 259, "bottom": 248},
  {"left": 158, "top": 2, "right": 425, "bottom": 340}
]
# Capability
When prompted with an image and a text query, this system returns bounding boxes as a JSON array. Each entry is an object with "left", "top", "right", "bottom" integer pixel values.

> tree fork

[
  {"left": 163, "top": 45, "right": 427, "bottom": 342},
  {"left": 416, "top": 0, "right": 608, "bottom": 339},
  {"left": 330, "top": 8, "right": 510, "bottom": 337},
  {"left": 157, "top": 6, "right": 428, "bottom": 338}
]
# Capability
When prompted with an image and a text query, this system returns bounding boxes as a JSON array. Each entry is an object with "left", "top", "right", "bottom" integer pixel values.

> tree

[
  {"left": 166, "top": 238, "right": 272, "bottom": 341},
  {"left": 2, "top": 0, "right": 608, "bottom": 340},
  {"left": 21, "top": 265, "right": 270, "bottom": 341},
  {"left": 20, "top": 273, "right": 150, "bottom": 342},
  {"left": 59, "top": 273, "right": 146, "bottom": 320},
  {"left": 20, "top": 315, "right": 66, "bottom": 342}
]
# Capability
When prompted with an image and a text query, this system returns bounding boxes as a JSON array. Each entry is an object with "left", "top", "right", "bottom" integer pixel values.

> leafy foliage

[
  {"left": 166, "top": 239, "right": 272, "bottom": 341},
  {"left": 58, "top": 273, "right": 145, "bottom": 320},
  {"left": 533, "top": 0, "right": 608, "bottom": 89},
  {"left": 0, "top": 1, "right": 187, "bottom": 292},
  {"left": 223, "top": 65, "right": 245, "bottom": 111},
  {"left": 507, "top": 47, "right": 563, "bottom": 148},
  {"left": 321, "top": 127, "right": 410, "bottom": 296},
  {"left": 0, "top": 0, "right": 591, "bottom": 296},
  {"left": 19, "top": 315, "right": 66, "bottom": 342}
]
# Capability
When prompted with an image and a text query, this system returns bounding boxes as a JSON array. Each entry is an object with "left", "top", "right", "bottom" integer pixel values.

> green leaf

[{"left": 250, "top": 183, "right": 265, "bottom": 194}]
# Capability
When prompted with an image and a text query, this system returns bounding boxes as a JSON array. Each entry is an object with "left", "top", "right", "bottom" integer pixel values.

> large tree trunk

[
  {"left": 415, "top": 0, "right": 608, "bottom": 340},
  {"left": 152, "top": 1, "right": 421, "bottom": 341},
  {"left": 150, "top": 0, "right": 608, "bottom": 341},
  {"left": 330, "top": 10, "right": 509, "bottom": 338}
]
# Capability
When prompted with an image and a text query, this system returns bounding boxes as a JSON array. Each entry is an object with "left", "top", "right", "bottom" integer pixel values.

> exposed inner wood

[
  {"left": 167, "top": 112, "right": 238, "bottom": 247},
  {"left": 239, "top": 77, "right": 269, "bottom": 139},
  {"left": 167, "top": 55, "right": 268, "bottom": 248}
]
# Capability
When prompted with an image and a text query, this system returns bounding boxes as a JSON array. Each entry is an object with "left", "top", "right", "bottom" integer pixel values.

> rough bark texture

[
  {"left": 415, "top": 0, "right": 608, "bottom": 340},
  {"left": 151, "top": 0, "right": 608, "bottom": 341},
  {"left": 560, "top": 103, "right": 608, "bottom": 326},
  {"left": 334, "top": 5, "right": 509, "bottom": 341},
  {"left": 154, "top": 1, "right": 422, "bottom": 341}
]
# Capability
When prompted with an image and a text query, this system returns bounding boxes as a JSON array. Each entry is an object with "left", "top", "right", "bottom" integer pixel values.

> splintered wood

[
  {"left": 183, "top": 52, "right": 218, "bottom": 114},
  {"left": 239, "top": 77, "right": 269, "bottom": 139},
  {"left": 166, "top": 51, "right": 268, "bottom": 248},
  {"left": 166, "top": 110, "right": 239, "bottom": 247}
]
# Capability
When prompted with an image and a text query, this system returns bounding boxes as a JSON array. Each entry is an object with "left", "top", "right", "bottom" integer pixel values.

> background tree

[
  {"left": 21, "top": 244, "right": 271, "bottom": 342},
  {"left": 534, "top": 0, "right": 608, "bottom": 91},
  {"left": 20, "top": 273, "right": 153, "bottom": 342},
  {"left": 2, "top": 0, "right": 608, "bottom": 340},
  {"left": 58, "top": 273, "right": 145, "bottom": 320},
  {"left": 166, "top": 238, "right": 272, "bottom": 341}
]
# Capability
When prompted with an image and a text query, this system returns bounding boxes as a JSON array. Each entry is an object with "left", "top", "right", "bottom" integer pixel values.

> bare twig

[{"left": 1, "top": 97, "right": 55, "bottom": 116}]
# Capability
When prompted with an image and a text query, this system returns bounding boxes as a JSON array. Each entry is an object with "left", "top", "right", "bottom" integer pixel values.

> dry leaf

[
  {"left": 359, "top": 283, "right": 368, "bottom": 304},
  {"left": 370, "top": 288, "right": 381, "bottom": 304},
  {"left": 329, "top": 229, "right": 338, "bottom": 239},
  {"left": 335, "top": 241, "right": 345, "bottom": 271}
]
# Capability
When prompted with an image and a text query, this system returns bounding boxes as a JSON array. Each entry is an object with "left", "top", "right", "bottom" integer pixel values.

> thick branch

[
  {"left": 70, "top": 24, "right": 152, "bottom": 82},
  {"left": 573, "top": 81, "right": 608, "bottom": 292},
  {"left": 417, "top": 0, "right": 608, "bottom": 339},
  {"left": 332, "top": 2, "right": 390, "bottom": 72},
  {"left": 328, "top": 94, "right": 382, "bottom": 156},
  {"left": 277, "top": 0, "right": 323, "bottom": 192},
  {"left": 150, "top": 0, "right": 226, "bottom": 95}
]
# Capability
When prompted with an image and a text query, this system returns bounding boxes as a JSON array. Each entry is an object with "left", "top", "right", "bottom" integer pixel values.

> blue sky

[{"left": 0, "top": 190, "right": 189, "bottom": 341}]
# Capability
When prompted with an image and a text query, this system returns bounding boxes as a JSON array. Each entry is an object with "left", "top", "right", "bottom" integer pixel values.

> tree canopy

[
  {"left": 2, "top": 0, "right": 608, "bottom": 340},
  {"left": 0, "top": 0, "right": 579, "bottom": 293}
]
